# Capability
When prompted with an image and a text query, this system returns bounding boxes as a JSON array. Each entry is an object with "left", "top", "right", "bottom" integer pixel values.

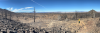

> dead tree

[
  {"left": 93, "top": 11, "right": 95, "bottom": 18},
  {"left": 63, "top": 13, "right": 67, "bottom": 20},
  {"left": 72, "top": 11, "right": 77, "bottom": 20},
  {"left": 57, "top": 15, "right": 61, "bottom": 21},
  {"left": 99, "top": 18, "right": 100, "bottom": 21},
  {"left": 17, "top": 15, "right": 19, "bottom": 18},
  {"left": 10, "top": 8, "right": 12, "bottom": 21},
  {"left": 23, "top": 15, "right": 24, "bottom": 18},
  {"left": 4, "top": 10, "right": 7, "bottom": 19},
  {"left": 10, "top": 12, "right": 12, "bottom": 21},
  {"left": 53, "top": 28, "right": 54, "bottom": 33},
  {"left": 7, "top": 8, "right": 12, "bottom": 21},
  {"left": 4, "top": 9, "right": 7, "bottom": 22},
  {"left": 2, "top": 10, "right": 3, "bottom": 17},
  {"left": 76, "top": 11, "right": 77, "bottom": 19},
  {"left": 34, "top": 7, "right": 35, "bottom": 22},
  {"left": 86, "top": 13, "right": 87, "bottom": 18},
  {"left": 74, "top": 11, "right": 77, "bottom": 19},
  {"left": 89, "top": 9, "right": 96, "bottom": 18}
]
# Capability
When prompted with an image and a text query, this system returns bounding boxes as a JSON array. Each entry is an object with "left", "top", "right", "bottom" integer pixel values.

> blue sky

[{"left": 0, "top": 0, "right": 100, "bottom": 12}]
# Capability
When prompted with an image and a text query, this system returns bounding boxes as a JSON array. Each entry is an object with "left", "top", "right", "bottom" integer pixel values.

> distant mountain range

[
  {"left": 15, "top": 12, "right": 62, "bottom": 13},
  {"left": 15, "top": 11, "right": 87, "bottom": 13}
]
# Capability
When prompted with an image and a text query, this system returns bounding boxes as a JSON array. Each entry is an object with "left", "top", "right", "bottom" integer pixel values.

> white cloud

[
  {"left": 11, "top": 7, "right": 13, "bottom": 10},
  {"left": 9, "top": 7, "right": 34, "bottom": 12},
  {"left": 18, "top": 8, "right": 24, "bottom": 10},
  {"left": 7, "top": 8, "right": 9, "bottom": 10},
  {"left": 21, "top": 10, "right": 33, "bottom": 11},
  {"left": 31, "top": 0, "right": 46, "bottom": 9},
  {"left": 12, "top": 9, "right": 33, "bottom": 12},
  {"left": 6, "top": 7, "right": 13, "bottom": 11},
  {"left": 25, "top": 7, "right": 33, "bottom": 9}
]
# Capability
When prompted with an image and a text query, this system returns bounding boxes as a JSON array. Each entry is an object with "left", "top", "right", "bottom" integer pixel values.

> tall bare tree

[
  {"left": 86, "top": 13, "right": 87, "bottom": 18},
  {"left": 34, "top": 7, "right": 35, "bottom": 22},
  {"left": 4, "top": 9, "right": 7, "bottom": 19},
  {"left": 75, "top": 10, "right": 77, "bottom": 19},
  {"left": 93, "top": 10, "right": 95, "bottom": 18},
  {"left": 10, "top": 8, "right": 12, "bottom": 21},
  {"left": 2, "top": 9, "right": 3, "bottom": 17},
  {"left": 4, "top": 9, "right": 7, "bottom": 22}
]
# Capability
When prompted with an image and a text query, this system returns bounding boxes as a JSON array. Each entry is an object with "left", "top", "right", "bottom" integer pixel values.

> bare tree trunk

[
  {"left": 2, "top": 10, "right": 4, "bottom": 21},
  {"left": 5, "top": 10, "right": 7, "bottom": 22},
  {"left": 86, "top": 13, "right": 87, "bottom": 18},
  {"left": 75, "top": 11, "right": 77, "bottom": 19},
  {"left": 91, "top": 10, "right": 95, "bottom": 18},
  {"left": 9, "top": 8, "right": 11, "bottom": 21},
  {"left": 34, "top": 7, "right": 35, "bottom": 22},
  {"left": 5, "top": 11, "right": 7, "bottom": 19},
  {"left": 2, "top": 10, "right": 3, "bottom": 17},
  {"left": 10, "top": 12, "right": 11, "bottom": 21},
  {"left": 93, "top": 11, "right": 95, "bottom": 18}
]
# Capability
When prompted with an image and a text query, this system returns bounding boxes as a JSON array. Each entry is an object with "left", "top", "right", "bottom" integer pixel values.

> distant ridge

[
  {"left": 15, "top": 11, "right": 88, "bottom": 13},
  {"left": 0, "top": 8, "right": 15, "bottom": 14}
]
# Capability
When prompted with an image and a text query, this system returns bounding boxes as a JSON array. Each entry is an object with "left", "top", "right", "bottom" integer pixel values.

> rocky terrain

[{"left": 0, "top": 8, "right": 100, "bottom": 33}]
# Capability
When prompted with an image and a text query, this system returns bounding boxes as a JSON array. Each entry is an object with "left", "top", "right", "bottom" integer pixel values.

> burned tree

[
  {"left": 57, "top": 15, "right": 61, "bottom": 21},
  {"left": 34, "top": 7, "right": 36, "bottom": 22},
  {"left": 0, "top": 8, "right": 3, "bottom": 18},
  {"left": 63, "top": 13, "right": 67, "bottom": 20},
  {"left": 3, "top": 9, "right": 8, "bottom": 22},
  {"left": 89, "top": 9, "right": 96, "bottom": 18},
  {"left": 93, "top": 10, "right": 95, "bottom": 18},
  {"left": 75, "top": 11, "right": 77, "bottom": 19},
  {"left": 10, "top": 8, "right": 12, "bottom": 21},
  {"left": 4, "top": 9, "right": 7, "bottom": 19},
  {"left": 2, "top": 9, "right": 3, "bottom": 17},
  {"left": 72, "top": 10, "right": 78, "bottom": 20},
  {"left": 58, "top": 13, "right": 68, "bottom": 21},
  {"left": 86, "top": 13, "right": 88, "bottom": 18}
]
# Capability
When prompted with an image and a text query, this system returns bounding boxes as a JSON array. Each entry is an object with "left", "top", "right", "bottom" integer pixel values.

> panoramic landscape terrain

[
  {"left": 0, "top": 8, "right": 100, "bottom": 33},
  {"left": 0, "top": 0, "right": 100, "bottom": 33}
]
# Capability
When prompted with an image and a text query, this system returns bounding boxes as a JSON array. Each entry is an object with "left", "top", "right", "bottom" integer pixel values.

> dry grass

[{"left": 7, "top": 13, "right": 100, "bottom": 33}]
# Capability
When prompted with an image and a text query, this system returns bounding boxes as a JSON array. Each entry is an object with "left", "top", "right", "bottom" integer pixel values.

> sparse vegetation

[{"left": 0, "top": 8, "right": 100, "bottom": 33}]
